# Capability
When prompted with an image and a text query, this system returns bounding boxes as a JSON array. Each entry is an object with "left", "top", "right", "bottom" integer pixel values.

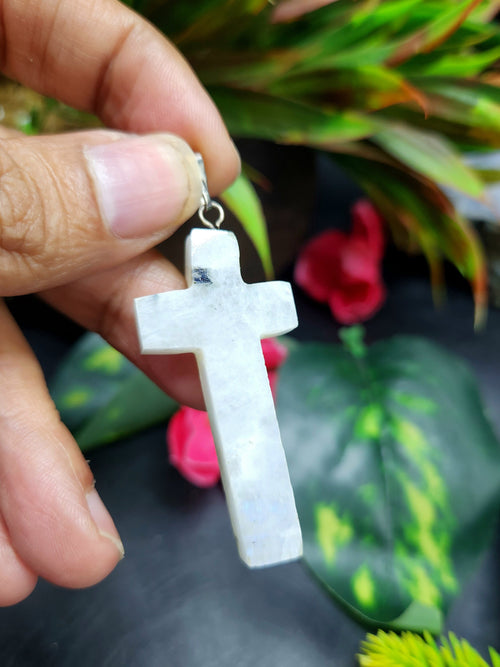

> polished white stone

[{"left": 135, "top": 228, "right": 303, "bottom": 567}]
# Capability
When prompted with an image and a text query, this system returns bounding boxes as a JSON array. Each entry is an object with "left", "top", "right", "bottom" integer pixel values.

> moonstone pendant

[
  {"left": 135, "top": 226, "right": 303, "bottom": 568},
  {"left": 135, "top": 153, "right": 302, "bottom": 567}
]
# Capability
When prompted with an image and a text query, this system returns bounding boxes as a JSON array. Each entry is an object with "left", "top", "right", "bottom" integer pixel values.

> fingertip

[
  {"left": 86, "top": 488, "right": 125, "bottom": 561},
  {"left": 42, "top": 486, "right": 124, "bottom": 589},
  {"left": 0, "top": 570, "right": 38, "bottom": 607},
  {"left": 206, "top": 138, "right": 241, "bottom": 196},
  {"left": 0, "top": 300, "right": 123, "bottom": 593},
  {"left": 4, "top": 483, "right": 124, "bottom": 590},
  {"left": 58, "top": 541, "right": 123, "bottom": 590},
  {"left": 222, "top": 139, "right": 242, "bottom": 188},
  {"left": 0, "top": 518, "right": 38, "bottom": 607}
]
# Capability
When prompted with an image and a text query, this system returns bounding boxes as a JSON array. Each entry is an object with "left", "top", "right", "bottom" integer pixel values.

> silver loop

[
  {"left": 195, "top": 152, "right": 212, "bottom": 211},
  {"left": 198, "top": 201, "right": 225, "bottom": 229}
]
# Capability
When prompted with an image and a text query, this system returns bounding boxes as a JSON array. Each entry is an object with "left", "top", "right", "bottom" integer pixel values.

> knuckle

[
  {"left": 0, "top": 147, "right": 45, "bottom": 255},
  {"left": 0, "top": 144, "right": 69, "bottom": 292}
]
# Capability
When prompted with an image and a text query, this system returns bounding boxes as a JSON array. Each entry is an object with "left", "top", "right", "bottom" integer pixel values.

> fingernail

[
  {"left": 85, "top": 134, "right": 199, "bottom": 239},
  {"left": 86, "top": 488, "right": 125, "bottom": 559}
]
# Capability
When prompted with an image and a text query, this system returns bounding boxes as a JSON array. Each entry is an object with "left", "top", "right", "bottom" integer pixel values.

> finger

[
  {"left": 0, "top": 513, "right": 37, "bottom": 606},
  {"left": 0, "top": 126, "right": 21, "bottom": 139},
  {"left": 42, "top": 250, "right": 205, "bottom": 410},
  {"left": 0, "top": 300, "right": 124, "bottom": 588},
  {"left": 0, "top": 130, "right": 202, "bottom": 295},
  {"left": 1, "top": 0, "right": 239, "bottom": 192}
]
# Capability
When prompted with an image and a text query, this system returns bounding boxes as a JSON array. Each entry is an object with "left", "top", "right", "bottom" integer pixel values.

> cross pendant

[{"left": 134, "top": 228, "right": 303, "bottom": 568}]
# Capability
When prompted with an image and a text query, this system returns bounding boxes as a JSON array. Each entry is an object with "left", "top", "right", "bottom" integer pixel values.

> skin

[{"left": 0, "top": 0, "right": 240, "bottom": 604}]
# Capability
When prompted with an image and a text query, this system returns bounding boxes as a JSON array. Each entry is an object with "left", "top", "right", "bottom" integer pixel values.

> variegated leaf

[
  {"left": 278, "top": 334, "right": 500, "bottom": 631},
  {"left": 50, "top": 333, "right": 176, "bottom": 451}
]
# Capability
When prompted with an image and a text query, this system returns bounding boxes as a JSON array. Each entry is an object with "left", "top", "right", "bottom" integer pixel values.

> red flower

[
  {"left": 294, "top": 199, "right": 386, "bottom": 324},
  {"left": 167, "top": 407, "right": 220, "bottom": 488},
  {"left": 166, "top": 338, "right": 289, "bottom": 488},
  {"left": 261, "top": 337, "right": 288, "bottom": 397}
]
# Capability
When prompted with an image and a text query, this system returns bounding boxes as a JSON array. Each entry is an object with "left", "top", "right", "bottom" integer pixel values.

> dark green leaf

[
  {"left": 50, "top": 333, "right": 176, "bottom": 451},
  {"left": 211, "top": 88, "right": 376, "bottom": 144},
  {"left": 269, "top": 66, "right": 427, "bottom": 114},
  {"left": 278, "top": 336, "right": 500, "bottom": 630}
]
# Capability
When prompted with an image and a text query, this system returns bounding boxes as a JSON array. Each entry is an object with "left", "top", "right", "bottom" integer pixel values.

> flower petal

[
  {"left": 261, "top": 338, "right": 288, "bottom": 371},
  {"left": 329, "top": 279, "right": 386, "bottom": 324},
  {"left": 166, "top": 407, "right": 220, "bottom": 488},
  {"left": 351, "top": 199, "right": 385, "bottom": 261},
  {"left": 339, "top": 239, "right": 380, "bottom": 284},
  {"left": 294, "top": 230, "right": 346, "bottom": 303}
]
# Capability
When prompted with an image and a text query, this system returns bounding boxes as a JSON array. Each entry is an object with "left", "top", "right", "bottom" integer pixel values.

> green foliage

[
  {"left": 334, "top": 152, "right": 488, "bottom": 326},
  {"left": 277, "top": 333, "right": 500, "bottom": 631},
  {"left": 144, "top": 0, "right": 500, "bottom": 314},
  {"left": 50, "top": 333, "right": 176, "bottom": 451},
  {"left": 16, "top": 108, "right": 42, "bottom": 135},
  {"left": 20, "top": 0, "right": 500, "bottom": 309},
  {"left": 220, "top": 171, "right": 274, "bottom": 278},
  {"left": 358, "top": 630, "right": 500, "bottom": 666}
]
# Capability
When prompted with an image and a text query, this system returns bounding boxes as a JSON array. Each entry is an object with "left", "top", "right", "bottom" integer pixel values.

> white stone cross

[{"left": 135, "top": 228, "right": 303, "bottom": 568}]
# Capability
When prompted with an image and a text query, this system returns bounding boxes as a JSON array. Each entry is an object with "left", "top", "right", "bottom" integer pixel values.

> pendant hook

[{"left": 195, "top": 152, "right": 225, "bottom": 229}]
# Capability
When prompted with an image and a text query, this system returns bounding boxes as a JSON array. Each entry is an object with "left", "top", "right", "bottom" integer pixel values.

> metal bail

[
  {"left": 194, "top": 152, "right": 225, "bottom": 229},
  {"left": 195, "top": 152, "right": 212, "bottom": 211}
]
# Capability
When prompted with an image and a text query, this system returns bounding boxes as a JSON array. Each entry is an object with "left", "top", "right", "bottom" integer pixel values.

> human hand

[{"left": 0, "top": 0, "right": 239, "bottom": 604}]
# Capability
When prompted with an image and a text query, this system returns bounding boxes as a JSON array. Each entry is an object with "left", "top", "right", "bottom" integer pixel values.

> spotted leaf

[
  {"left": 50, "top": 333, "right": 177, "bottom": 451},
  {"left": 277, "top": 335, "right": 500, "bottom": 631}
]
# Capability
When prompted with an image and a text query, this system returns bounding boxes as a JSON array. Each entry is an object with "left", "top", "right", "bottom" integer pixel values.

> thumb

[{"left": 0, "top": 131, "right": 204, "bottom": 295}]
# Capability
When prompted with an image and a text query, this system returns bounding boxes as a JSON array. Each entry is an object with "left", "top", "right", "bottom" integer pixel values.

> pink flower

[
  {"left": 167, "top": 407, "right": 220, "bottom": 488},
  {"left": 262, "top": 337, "right": 288, "bottom": 398},
  {"left": 294, "top": 199, "right": 386, "bottom": 324},
  {"left": 167, "top": 338, "right": 288, "bottom": 488}
]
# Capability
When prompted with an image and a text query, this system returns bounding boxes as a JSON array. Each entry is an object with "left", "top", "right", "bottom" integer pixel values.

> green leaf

[
  {"left": 268, "top": 66, "right": 428, "bottom": 115},
  {"left": 387, "top": 0, "right": 487, "bottom": 66},
  {"left": 333, "top": 151, "right": 488, "bottom": 325},
  {"left": 158, "top": 0, "right": 271, "bottom": 47},
  {"left": 13, "top": 0, "right": 500, "bottom": 315},
  {"left": 372, "top": 123, "right": 485, "bottom": 199},
  {"left": 278, "top": 336, "right": 500, "bottom": 630},
  {"left": 415, "top": 78, "right": 500, "bottom": 138},
  {"left": 210, "top": 88, "right": 376, "bottom": 145},
  {"left": 412, "top": 46, "right": 500, "bottom": 78},
  {"left": 221, "top": 172, "right": 274, "bottom": 279},
  {"left": 50, "top": 333, "right": 176, "bottom": 451},
  {"left": 16, "top": 108, "right": 42, "bottom": 135}
]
